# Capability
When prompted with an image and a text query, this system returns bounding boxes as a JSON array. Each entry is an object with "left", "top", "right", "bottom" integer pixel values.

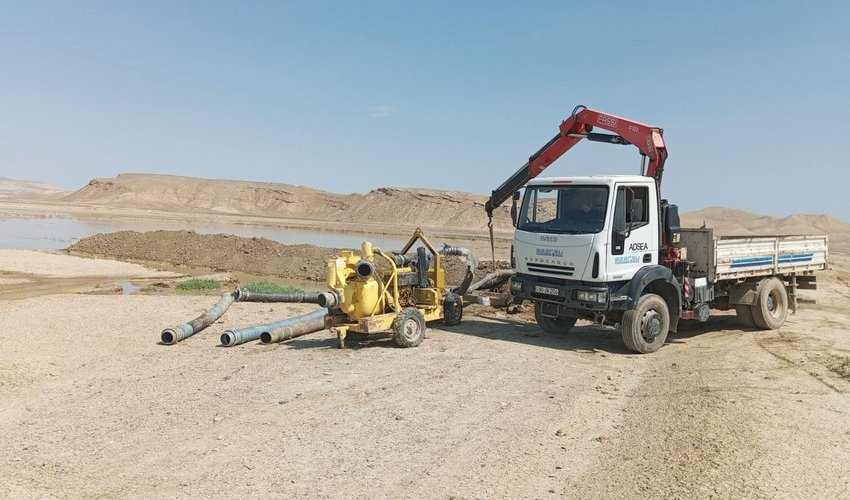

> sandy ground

[
  {"left": 0, "top": 250, "right": 184, "bottom": 300},
  {"left": 1, "top": 252, "right": 849, "bottom": 498}
]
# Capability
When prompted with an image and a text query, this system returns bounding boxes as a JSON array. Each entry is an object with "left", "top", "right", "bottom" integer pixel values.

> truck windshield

[{"left": 518, "top": 185, "right": 609, "bottom": 234}]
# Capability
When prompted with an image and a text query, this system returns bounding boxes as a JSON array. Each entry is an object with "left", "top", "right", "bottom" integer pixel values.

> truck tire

[
  {"left": 735, "top": 305, "right": 756, "bottom": 327},
  {"left": 534, "top": 302, "right": 577, "bottom": 334},
  {"left": 621, "top": 293, "right": 670, "bottom": 354},
  {"left": 392, "top": 307, "right": 426, "bottom": 347},
  {"left": 751, "top": 277, "right": 788, "bottom": 330},
  {"left": 442, "top": 293, "right": 463, "bottom": 326}
]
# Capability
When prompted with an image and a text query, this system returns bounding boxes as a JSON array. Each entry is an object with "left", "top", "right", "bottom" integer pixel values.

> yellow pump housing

[{"left": 322, "top": 228, "right": 454, "bottom": 348}]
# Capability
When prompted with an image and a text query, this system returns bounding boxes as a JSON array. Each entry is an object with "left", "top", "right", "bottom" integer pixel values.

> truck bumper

[
  {"left": 511, "top": 274, "right": 628, "bottom": 319},
  {"left": 510, "top": 274, "right": 620, "bottom": 313}
]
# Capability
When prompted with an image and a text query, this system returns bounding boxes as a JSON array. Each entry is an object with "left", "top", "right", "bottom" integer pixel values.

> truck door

[{"left": 607, "top": 183, "right": 658, "bottom": 280}]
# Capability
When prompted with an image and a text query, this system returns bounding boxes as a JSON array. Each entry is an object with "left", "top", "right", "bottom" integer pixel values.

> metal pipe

[
  {"left": 234, "top": 288, "right": 319, "bottom": 303},
  {"left": 260, "top": 309, "right": 328, "bottom": 344},
  {"left": 468, "top": 269, "right": 516, "bottom": 293},
  {"left": 221, "top": 308, "right": 328, "bottom": 347},
  {"left": 317, "top": 290, "right": 341, "bottom": 308},
  {"left": 161, "top": 292, "right": 235, "bottom": 345}
]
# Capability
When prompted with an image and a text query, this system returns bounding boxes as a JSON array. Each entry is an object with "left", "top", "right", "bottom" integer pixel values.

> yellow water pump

[{"left": 317, "top": 228, "right": 463, "bottom": 348}]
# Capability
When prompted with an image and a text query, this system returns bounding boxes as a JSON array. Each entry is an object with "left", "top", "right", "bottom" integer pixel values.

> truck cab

[{"left": 509, "top": 175, "right": 683, "bottom": 352}]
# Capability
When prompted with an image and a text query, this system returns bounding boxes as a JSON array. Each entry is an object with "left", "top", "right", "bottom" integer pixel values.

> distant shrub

[
  {"left": 243, "top": 281, "right": 304, "bottom": 294},
  {"left": 176, "top": 278, "right": 222, "bottom": 292}
]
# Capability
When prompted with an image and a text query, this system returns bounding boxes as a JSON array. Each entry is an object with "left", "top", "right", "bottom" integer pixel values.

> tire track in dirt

[{"left": 566, "top": 329, "right": 774, "bottom": 499}]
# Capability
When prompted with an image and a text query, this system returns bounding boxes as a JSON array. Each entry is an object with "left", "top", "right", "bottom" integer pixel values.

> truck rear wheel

[
  {"left": 534, "top": 302, "right": 577, "bottom": 334},
  {"left": 752, "top": 277, "right": 788, "bottom": 330},
  {"left": 621, "top": 293, "right": 669, "bottom": 354}
]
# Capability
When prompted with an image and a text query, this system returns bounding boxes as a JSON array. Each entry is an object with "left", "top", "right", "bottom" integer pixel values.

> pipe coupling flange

[
  {"left": 317, "top": 290, "right": 342, "bottom": 309},
  {"left": 354, "top": 259, "right": 376, "bottom": 278}
]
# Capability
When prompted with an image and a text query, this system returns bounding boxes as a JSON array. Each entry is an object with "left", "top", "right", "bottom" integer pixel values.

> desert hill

[
  {"left": 63, "top": 173, "right": 515, "bottom": 228},
  {"left": 682, "top": 207, "right": 850, "bottom": 250},
  {"left": 64, "top": 173, "right": 358, "bottom": 219},
  {"left": 49, "top": 173, "right": 850, "bottom": 250},
  {"left": 0, "top": 177, "right": 67, "bottom": 198}
]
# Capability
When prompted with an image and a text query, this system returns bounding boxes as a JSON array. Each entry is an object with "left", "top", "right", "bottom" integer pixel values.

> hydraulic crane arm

[{"left": 484, "top": 105, "right": 668, "bottom": 217}]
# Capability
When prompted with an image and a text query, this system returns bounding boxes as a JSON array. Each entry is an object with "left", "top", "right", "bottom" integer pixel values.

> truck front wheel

[
  {"left": 752, "top": 277, "right": 788, "bottom": 330},
  {"left": 534, "top": 302, "right": 577, "bottom": 334},
  {"left": 621, "top": 293, "right": 670, "bottom": 354}
]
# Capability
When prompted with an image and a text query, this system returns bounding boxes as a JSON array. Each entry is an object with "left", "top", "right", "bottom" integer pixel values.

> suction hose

[
  {"left": 161, "top": 292, "right": 235, "bottom": 345},
  {"left": 260, "top": 308, "right": 328, "bottom": 344},
  {"left": 467, "top": 269, "right": 516, "bottom": 293},
  {"left": 221, "top": 308, "right": 328, "bottom": 347},
  {"left": 234, "top": 288, "right": 319, "bottom": 303},
  {"left": 439, "top": 244, "right": 478, "bottom": 295}
]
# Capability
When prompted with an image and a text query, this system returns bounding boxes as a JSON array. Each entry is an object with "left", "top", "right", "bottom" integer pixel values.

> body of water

[{"left": 0, "top": 215, "right": 411, "bottom": 252}]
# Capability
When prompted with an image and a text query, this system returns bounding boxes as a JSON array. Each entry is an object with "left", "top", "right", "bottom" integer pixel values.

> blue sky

[{"left": 1, "top": 1, "right": 848, "bottom": 220}]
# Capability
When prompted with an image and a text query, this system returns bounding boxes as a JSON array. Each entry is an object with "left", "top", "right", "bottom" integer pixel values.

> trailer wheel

[
  {"left": 534, "top": 302, "right": 577, "bottom": 334},
  {"left": 735, "top": 305, "right": 756, "bottom": 327},
  {"left": 392, "top": 308, "right": 426, "bottom": 347},
  {"left": 752, "top": 278, "right": 788, "bottom": 330},
  {"left": 621, "top": 293, "right": 669, "bottom": 354},
  {"left": 442, "top": 293, "right": 463, "bottom": 326}
]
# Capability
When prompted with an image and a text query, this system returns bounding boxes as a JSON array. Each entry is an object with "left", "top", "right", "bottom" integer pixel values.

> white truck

[{"left": 484, "top": 106, "right": 827, "bottom": 353}]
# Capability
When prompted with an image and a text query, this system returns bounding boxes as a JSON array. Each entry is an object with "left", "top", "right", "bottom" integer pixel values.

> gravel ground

[{"left": 1, "top": 259, "right": 850, "bottom": 498}]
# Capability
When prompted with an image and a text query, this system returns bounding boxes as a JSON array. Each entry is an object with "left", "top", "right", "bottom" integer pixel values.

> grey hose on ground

[
  {"left": 467, "top": 269, "right": 516, "bottom": 293},
  {"left": 161, "top": 292, "right": 235, "bottom": 345},
  {"left": 221, "top": 308, "right": 328, "bottom": 347},
  {"left": 260, "top": 308, "right": 328, "bottom": 344},
  {"left": 234, "top": 288, "right": 320, "bottom": 303}
]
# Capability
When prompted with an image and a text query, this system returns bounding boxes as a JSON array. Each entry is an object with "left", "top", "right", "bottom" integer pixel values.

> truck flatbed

[{"left": 681, "top": 229, "right": 827, "bottom": 281}]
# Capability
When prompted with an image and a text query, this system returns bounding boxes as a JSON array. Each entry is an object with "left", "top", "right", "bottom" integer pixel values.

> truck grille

[{"left": 526, "top": 262, "right": 575, "bottom": 277}]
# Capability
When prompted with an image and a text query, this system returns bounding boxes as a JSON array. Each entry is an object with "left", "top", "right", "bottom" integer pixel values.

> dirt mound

[
  {"left": 64, "top": 173, "right": 356, "bottom": 219},
  {"left": 67, "top": 230, "right": 491, "bottom": 287},
  {"left": 682, "top": 207, "right": 850, "bottom": 251},
  {"left": 68, "top": 230, "right": 342, "bottom": 282}
]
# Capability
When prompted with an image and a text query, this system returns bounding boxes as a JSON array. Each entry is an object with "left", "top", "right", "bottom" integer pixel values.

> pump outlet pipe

[
  {"left": 467, "top": 269, "right": 516, "bottom": 293},
  {"left": 234, "top": 288, "right": 320, "bottom": 303},
  {"left": 438, "top": 244, "right": 478, "bottom": 295},
  {"left": 161, "top": 292, "right": 235, "bottom": 345},
  {"left": 221, "top": 308, "right": 328, "bottom": 347}
]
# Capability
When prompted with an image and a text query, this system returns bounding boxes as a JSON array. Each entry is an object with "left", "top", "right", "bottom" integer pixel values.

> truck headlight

[
  {"left": 575, "top": 291, "right": 608, "bottom": 304},
  {"left": 510, "top": 279, "right": 522, "bottom": 293}
]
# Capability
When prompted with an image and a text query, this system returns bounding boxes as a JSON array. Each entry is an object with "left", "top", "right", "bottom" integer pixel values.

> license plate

[{"left": 535, "top": 285, "right": 560, "bottom": 296}]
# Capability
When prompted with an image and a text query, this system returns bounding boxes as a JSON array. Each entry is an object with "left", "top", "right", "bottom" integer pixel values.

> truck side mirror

[{"left": 510, "top": 191, "right": 520, "bottom": 227}]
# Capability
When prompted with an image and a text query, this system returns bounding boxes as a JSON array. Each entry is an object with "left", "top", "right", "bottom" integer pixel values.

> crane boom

[{"left": 484, "top": 105, "right": 668, "bottom": 217}]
